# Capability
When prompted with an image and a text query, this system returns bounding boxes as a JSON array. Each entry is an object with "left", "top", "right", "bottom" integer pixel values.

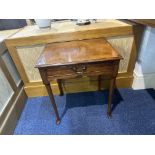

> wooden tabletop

[{"left": 36, "top": 38, "right": 122, "bottom": 68}]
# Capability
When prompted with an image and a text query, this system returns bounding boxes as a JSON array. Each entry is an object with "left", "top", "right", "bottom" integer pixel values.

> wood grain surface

[{"left": 36, "top": 38, "right": 122, "bottom": 68}]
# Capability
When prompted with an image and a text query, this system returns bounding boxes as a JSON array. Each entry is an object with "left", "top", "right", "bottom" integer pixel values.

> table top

[{"left": 36, "top": 38, "right": 122, "bottom": 68}]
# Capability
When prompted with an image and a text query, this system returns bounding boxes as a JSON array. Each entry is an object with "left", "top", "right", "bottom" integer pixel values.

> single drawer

[{"left": 47, "top": 61, "right": 118, "bottom": 79}]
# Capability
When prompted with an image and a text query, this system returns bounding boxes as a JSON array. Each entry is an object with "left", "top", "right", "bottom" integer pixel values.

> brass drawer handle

[{"left": 72, "top": 65, "right": 87, "bottom": 75}]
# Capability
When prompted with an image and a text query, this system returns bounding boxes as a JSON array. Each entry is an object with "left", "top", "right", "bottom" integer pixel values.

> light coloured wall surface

[
  {"left": 133, "top": 27, "right": 155, "bottom": 89},
  {"left": 17, "top": 45, "right": 45, "bottom": 82},
  {"left": 107, "top": 35, "right": 133, "bottom": 72},
  {"left": 0, "top": 33, "right": 21, "bottom": 114},
  {"left": 0, "top": 67, "right": 14, "bottom": 114},
  {"left": 2, "top": 51, "right": 21, "bottom": 86},
  {"left": 135, "top": 27, "right": 155, "bottom": 74}
]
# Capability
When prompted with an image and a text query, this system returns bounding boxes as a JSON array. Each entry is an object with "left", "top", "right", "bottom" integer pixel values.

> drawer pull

[{"left": 72, "top": 65, "right": 87, "bottom": 75}]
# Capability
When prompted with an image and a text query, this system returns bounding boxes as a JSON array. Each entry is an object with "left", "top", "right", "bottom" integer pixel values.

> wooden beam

[{"left": 5, "top": 26, "right": 133, "bottom": 47}]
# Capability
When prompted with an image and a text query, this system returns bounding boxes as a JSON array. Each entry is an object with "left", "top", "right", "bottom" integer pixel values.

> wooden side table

[{"left": 35, "top": 38, "right": 122, "bottom": 124}]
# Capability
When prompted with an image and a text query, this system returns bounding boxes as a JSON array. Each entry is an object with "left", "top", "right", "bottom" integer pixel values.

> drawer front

[{"left": 47, "top": 61, "right": 118, "bottom": 79}]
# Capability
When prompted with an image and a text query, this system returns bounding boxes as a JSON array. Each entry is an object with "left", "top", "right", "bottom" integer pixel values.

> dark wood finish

[
  {"left": 57, "top": 79, "right": 64, "bottom": 96},
  {"left": 39, "top": 69, "right": 60, "bottom": 125},
  {"left": 46, "top": 61, "right": 116, "bottom": 80},
  {"left": 36, "top": 39, "right": 122, "bottom": 67},
  {"left": 107, "top": 78, "right": 115, "bottom": 117},
  {"left": 98, "top": 75, "right": 102, "bottom": 91},
  {"left": 36, "top": 38, "right": 122, "bottom": 124},
  {"left": 45, "top": 84, "right": 61, "bottom": 124}
]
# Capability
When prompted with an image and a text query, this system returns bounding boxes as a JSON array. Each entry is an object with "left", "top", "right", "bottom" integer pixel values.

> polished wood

[
  {"left": 45, "top": 84, "right": 61, "bottom": 124},
  {"left": 107, "top": 57, "right": 119, "bottom": 117},
  {"left": 57, "top": 79, "right": 64, "bottom": 96},
  {"left": 39, "top": 69, "right": 60, "bottom": 124},
  {"left": 107, "top": 78, "right": 115, "bottom": 117},
  {"left": 36, "top": 39, "right": 122, "bottom": 67},
  {"left": 46, "top": 62, "right": 115, "bottom": 80},
  {"left": 98, "top": 75, "right": 102, "bottom": 91},
  {"left": 36, "top": 38, "right": 122, "bottom": 124}
]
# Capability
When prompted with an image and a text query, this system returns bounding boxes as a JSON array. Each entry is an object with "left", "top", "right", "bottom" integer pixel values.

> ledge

[{"left": 5, "top": 20, "right": 134, "bottom": 46}]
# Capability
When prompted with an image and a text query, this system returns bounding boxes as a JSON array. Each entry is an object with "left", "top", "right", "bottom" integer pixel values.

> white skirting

[{"left": 132, "top": 71, "right": 155, "bottom": 90}]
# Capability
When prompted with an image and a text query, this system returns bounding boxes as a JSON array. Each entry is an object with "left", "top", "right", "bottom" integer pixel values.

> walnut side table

[{"left": 35, "top": 38, "right": 122, "bottom": 124}]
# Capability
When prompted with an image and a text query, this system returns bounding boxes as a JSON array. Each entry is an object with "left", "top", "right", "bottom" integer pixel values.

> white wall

[{"left": 132, "top": 26, "right": 155, "bottom": 89}]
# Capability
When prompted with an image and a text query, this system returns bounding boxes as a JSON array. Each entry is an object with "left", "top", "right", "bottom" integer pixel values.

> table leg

[
  {"left": 57, "top": 79, "right": 64, "bottom": 96},
  {"left": 107, "top": 78, "right": 115, "bottom": 118},
  {"left": 45, "top": 84, "right": 61, "bottom": 125},
  {"left": 98, "top": 75, "right": 102, "bottom": 91}
]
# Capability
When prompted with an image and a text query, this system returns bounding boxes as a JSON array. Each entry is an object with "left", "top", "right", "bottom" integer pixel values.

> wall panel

[
  {"left": 107, "top": 35, "right": 134, "bottom": 72},
  {"left": 0, "top": 67, "right": 14, "bottom": 114},
  {"left": 17, "top": 45, "right": 45, "bottom": 82},
  {"left": 2, "top": 51, "right": 21, "bottom": 86}
]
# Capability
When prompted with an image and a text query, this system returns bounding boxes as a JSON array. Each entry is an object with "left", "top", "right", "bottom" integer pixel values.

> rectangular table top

[{"left": 36, "top": 38, "right": 122, "bottom": 68}]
